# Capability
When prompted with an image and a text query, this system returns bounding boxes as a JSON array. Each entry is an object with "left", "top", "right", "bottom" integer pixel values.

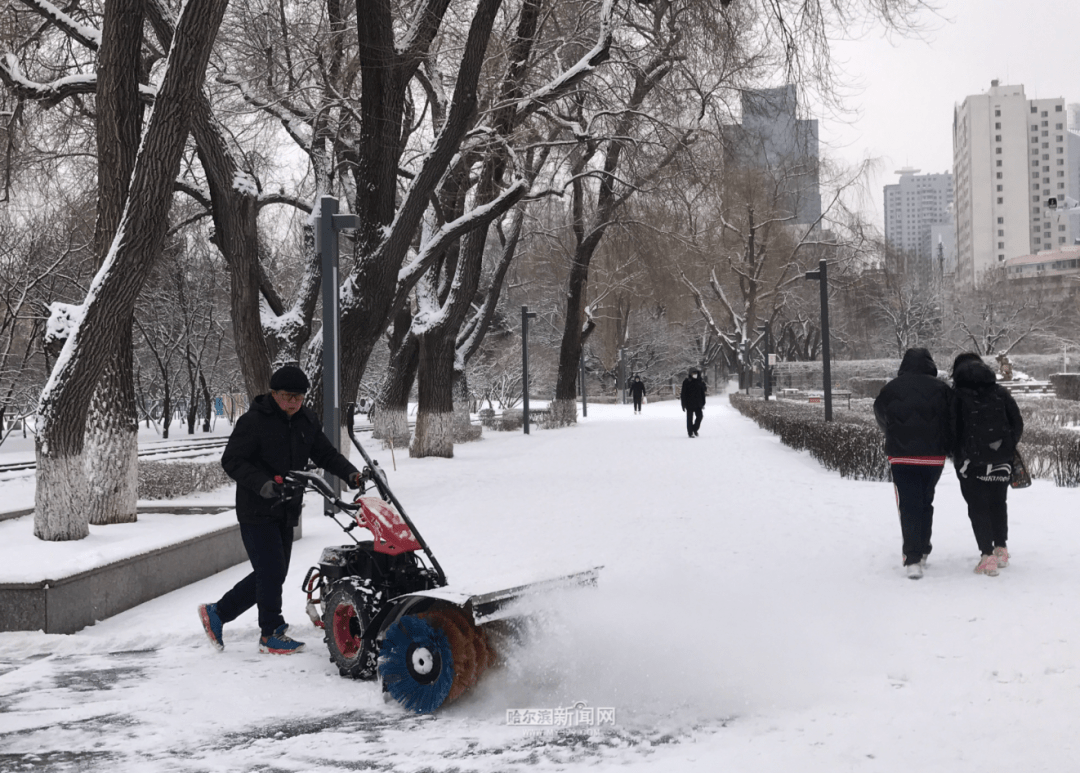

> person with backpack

[
  {"left": 874, "top": 348, "right": 953, "bottom": 579},
  {"left": 680, "top": 368, "right": 707, "bottom": 437},
  {"left": 629, "top": 375, "right": 647, "bottom": 414},
  {"left": 950, "top": 353, "right": 1024, "bottom": 577}
]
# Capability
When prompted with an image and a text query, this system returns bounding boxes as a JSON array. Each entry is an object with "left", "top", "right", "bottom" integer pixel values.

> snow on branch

[
  {"left": 14, "top": 0, "right": 101, "bottom": 49},
  {"left": 511, "top": 0, "right": 615, "bottom": 121},
  {"left": 232, "top": 170, "right": 258, "bottom": 197},
  {"left": 396, "top": 177, "right": 529, "bottom": 290},
  {"left": 0, "top": 56, "right": 157, "bottom": 108},
  {"left": 256, "top": 189, "right": 311, "bottom": 214},
  {"left": 215, "top": 73, "right": 313, "bottom": 147},
  {"left": 44, "top": 302, "right": 84, "bottom": 352},
  {"left": 678, "top": 266, "right": 736, "bottom": 350}
]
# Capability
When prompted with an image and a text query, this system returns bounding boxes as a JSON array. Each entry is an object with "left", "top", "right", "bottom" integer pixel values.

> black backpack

[{"left": 958, "top": 387, "right": 1014, "bottom": 463}]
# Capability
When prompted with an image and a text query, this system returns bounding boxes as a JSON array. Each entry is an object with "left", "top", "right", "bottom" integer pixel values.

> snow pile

[{"left": 44, "top": 301, "right": 84, "bottom": 349}]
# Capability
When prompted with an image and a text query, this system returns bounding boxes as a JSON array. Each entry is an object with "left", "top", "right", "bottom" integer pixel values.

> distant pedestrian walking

[
  {"left": 950, "top": 353, "right": 1024, "bottom": 577},
  {"left": 873, "top": 348, "right": 953, "bottom": 579},
  {"left": 680, "top": 368, "right": 707, "bottom": 438},
  {"left": 629, "top": 375, "right": 647, "bottom": 414}
]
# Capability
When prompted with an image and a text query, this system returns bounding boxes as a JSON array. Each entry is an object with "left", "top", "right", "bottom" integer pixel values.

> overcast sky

[{"left": 817, "top": 0, "right": 1079, "bottom": 230}]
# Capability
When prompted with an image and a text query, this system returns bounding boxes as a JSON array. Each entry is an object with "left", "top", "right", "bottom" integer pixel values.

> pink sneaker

[
  {"left": 975, "top": 554, "right": 999, "bottom": 576},
  {"left": 993, "top": 546, "right": 1009, "bottom": 568}
]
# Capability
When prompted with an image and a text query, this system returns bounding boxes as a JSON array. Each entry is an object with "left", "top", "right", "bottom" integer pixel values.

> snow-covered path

[{"left": 1, "top": 396, "right": 1078, "bottom": 771}]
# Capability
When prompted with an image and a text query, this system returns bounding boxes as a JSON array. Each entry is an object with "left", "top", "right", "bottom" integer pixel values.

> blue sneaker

[
  {"left": 259, "top": 624, "right": 305, "bottom": 654},
  {"left": 198, "top": 603, "right": 224, "bottom": 652}
]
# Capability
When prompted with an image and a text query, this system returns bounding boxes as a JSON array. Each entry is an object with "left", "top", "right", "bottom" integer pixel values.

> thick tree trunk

[
  {"left": 410, "top": 333, "right": 454, "bottom": 458},
  {"left": 162, "top": 381, "right": 172, "bottom": 440},
  {"left": 33, "top": 0, "right": 229, "bottom": 540},
  {"left": 85, "top": 321, "right": 138, "bottom": 525},
  {"left": 373, "top": 331, "right": 417, "bottom": 447},
  {"left": 551, "top": 238, "right": 595, "bottom": 425},
  {"left": 452, "top": 369, "right": 480, "bottom": 442},
  {"left": 337, "top": 0, "right": 504, "bottom": 433},
  {"left": 200, "top": 371, "right": 212, "bottom": 431},
  {"left": 190, "top": 99, "right": 273, "bottom": 401},
  {"left": 81, "top": 0, "right": 143, "bottom": 528},
  {"left": 143, "top": 0, "right": 272, "bottom": 402},
  {"left": 35, "top": 446, "right": 90, "bottom": 541}
]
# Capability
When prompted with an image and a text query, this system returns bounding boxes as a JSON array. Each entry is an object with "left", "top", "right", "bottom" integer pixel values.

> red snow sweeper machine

[{"left": 294, "top": 404, "right": 599, "bottom": 714}]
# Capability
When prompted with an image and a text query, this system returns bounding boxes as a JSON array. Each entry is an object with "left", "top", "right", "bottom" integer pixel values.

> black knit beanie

[{"left": 269, "top": 365, "right": 310, "bottom": 393}]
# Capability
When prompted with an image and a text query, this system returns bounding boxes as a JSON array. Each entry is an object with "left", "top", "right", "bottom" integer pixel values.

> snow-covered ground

[{"left": 1, "top": 395, "right": 1079, "bottom": 771}]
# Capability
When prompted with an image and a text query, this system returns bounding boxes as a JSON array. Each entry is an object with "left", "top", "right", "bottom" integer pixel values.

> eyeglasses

[{"left": 274, "top": 391, "right": 306, "bottom": 403}]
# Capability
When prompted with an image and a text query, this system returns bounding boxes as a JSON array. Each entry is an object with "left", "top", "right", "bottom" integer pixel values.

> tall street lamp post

[
  {"left": 521, "top": 306, "right": 537, "bottom": 434},
  {"left": 804, "top": 259, "right": 833, "bottom": 421}
]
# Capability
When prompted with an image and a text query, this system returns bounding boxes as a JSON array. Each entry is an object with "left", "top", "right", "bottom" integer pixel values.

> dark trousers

[
  {"left": 633, "top": 396, "right": 643, "bottom": 411},
  {"left": 685, "top": 407, "right": 702, "bottom": 436},
  {"left": 958, "top": 474, "right": 1009, "bottom": 556},
  {"left": 891, "top": 463, "right": 942, "bottom": 565},
  {"left": 216, "top": 519, "right": 295, "bottom": 636}
]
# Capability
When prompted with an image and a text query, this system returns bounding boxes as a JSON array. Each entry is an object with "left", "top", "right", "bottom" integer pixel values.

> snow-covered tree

[{"left": 28, "top": 0, "right": 231, "bottom": 540}]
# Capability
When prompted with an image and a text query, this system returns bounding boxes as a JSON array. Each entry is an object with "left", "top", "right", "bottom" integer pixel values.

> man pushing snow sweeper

[
  {"left": 198, "top": 364, "right": 363, "bottom": 655},
  {"left": 200, "top": 374, "right": 600, "bottom": 713}
]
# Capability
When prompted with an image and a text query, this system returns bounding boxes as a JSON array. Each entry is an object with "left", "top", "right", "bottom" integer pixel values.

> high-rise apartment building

[
  {"left": 883, "top": 168, "right": 955, "bottom": 275},
  {"left": 725, "top": 85, "right": 822, "bottom": 226},
  {"left": 953, "top": 81, "right": 1077, "bottom": 287}
]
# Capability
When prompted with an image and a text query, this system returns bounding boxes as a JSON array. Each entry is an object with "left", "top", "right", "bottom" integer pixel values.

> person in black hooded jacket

[
  {"left": 629, "top": 375, "right": 647, "bottom": 414},
  {"left": 874, "top": 348, "right": 953, "bottom": 579},
  {"left": 198, "top": 365, "right": 362, "bottom": 655},
  {"left": 950, "top": 352, "right": 1024, "bottom": 577},
  {"left": 680, "top": 368, "right": 707, "bottom": 437}
]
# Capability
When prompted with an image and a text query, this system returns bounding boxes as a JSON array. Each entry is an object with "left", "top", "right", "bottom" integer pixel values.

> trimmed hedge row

[
  {"left": 732, "top": 394, "right": 1080, "bottom": 487},
  {"left": 730, "top": 394, "right": 890, "bottom": 481},
  {"left": 848, "top": 377, "right": 888, "bottom": 398},
  {"left": 138, "top": 460, "right": 233, "bottom": 500},
  {"left": 1012, "top": 426, "right": 1080, "bottom": 487},
  {"left": 1049, "top": 374, "right": 1080, "bottom": 401}
]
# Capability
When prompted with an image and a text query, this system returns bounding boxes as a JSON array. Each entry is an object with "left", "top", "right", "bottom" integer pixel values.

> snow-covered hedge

[
  {"left": 730, "top": 394, "right": 889, "bottom": 481},
  {"left": 1011, "top": 426, "right": 1080, "bottom": 487},
  {"left": 848, "top": 377, "right": 888, "bottom": 398},
  {"left": 138, "top": 460, "right": 232, "bottom": 500},
  {"left": 774, "top": 355, "right": 1078, "bottom": 390},
  {"left": 1049, "top": 374, "right": 1080, "bottom": 401},
  {"left": 733, "top": 394, "right": 1080, "bottom": 488}
]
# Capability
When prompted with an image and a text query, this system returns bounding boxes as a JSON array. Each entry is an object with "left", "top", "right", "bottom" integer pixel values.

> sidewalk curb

[{"left": 0, "top": 514, "right": 246, "bottom": 634}]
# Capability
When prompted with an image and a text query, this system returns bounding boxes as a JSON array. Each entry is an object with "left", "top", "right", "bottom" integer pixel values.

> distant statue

[{"left": 996, "top": 353, "right": 1013, "bottom": 381}]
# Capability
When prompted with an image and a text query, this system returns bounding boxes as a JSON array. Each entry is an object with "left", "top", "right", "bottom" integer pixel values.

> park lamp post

[
  {"left": 619, "top": 348, "right": 628, "bottom": 404},
  {"left": 315, "top": 195, "right": 358, "bottom": 497},
  {"left": 804, "top": 258, "right": 833, "bottom": 422},
  {"left": 580, "top": 353, "right": 588, "bottom": 418},
  {"left": 521, "top": 306, "right": 537, "bottom": 434}
]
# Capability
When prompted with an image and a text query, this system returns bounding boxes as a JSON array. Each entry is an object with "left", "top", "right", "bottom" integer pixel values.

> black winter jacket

[
  {"left": 629, "top": 380, "right": 646, "bottom": 399},
  {"left": 222, "top": 394, "right": 360, "bottom": 525},
  {"left": 951, "top": 358, "right": 1023, "bottom": 471},
  {"left": 680, "top": 371, "right": 707, "bottom": 410},
  {"left": 873, "top": 348, "right": 953, "bottom": 459}
]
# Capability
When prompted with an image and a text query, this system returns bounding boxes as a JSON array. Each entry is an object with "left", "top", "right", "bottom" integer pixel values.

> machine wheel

[
  {"left": 322, "top": 579, "right": 380, "bottom": 680},
  {"left": 378, "top": 614, "right": 455, "bottom": 713},
  {"left": 378, "top": 606, "right": 494, "bottom": 713}
]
